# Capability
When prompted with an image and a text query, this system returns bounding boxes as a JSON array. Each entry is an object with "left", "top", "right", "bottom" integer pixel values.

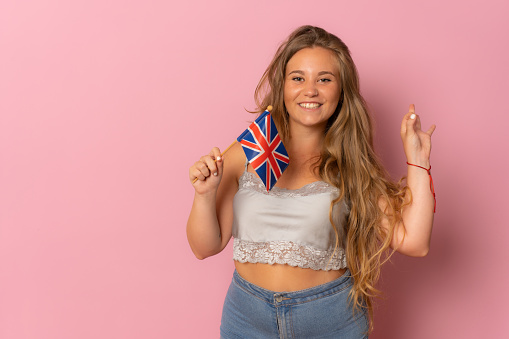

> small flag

[{"left": 237, "top": 109, "right": 289, "bottom": 191}]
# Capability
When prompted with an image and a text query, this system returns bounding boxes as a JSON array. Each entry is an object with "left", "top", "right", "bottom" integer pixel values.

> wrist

[
  {"left": 406, "top": 161, "right": 436, "bottom": 213},
  {"left": 194, "top": 190, "right": 217, "bottom": 202},
  {"left": 406, "top": 159, "right": 430, "bottom": 169}
]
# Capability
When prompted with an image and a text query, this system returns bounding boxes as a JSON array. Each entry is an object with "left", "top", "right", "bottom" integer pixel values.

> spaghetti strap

[{"left": 244, "top": 159, "right": 249, "bottom": 171}]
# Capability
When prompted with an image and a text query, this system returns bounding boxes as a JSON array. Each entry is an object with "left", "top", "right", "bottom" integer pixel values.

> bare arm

[
  {"left": 186, "top": 143, "right": 244, "bottom": 259},
  {"left": 382, "top": 104, "right": 436, "bottom": 257}
]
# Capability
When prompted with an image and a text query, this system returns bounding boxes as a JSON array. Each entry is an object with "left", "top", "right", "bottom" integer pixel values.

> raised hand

[
  {"left": 189, "top": 147, "right": 224, "bottom": 195},
  {"left": 400, "top": 104, "right": 436, "bottom": 167}
]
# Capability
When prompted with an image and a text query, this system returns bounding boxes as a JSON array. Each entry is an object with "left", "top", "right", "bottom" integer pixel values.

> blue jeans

[{"left": 220, "top": 269, "right": 369, "bottom": 338}]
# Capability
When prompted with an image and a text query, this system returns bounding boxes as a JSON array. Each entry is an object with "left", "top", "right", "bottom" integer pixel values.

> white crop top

[{"left": 232, "top": 168, "right": 349, "bottom": 271}]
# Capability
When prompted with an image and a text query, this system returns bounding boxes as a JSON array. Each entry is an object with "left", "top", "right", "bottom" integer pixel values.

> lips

[{"left": 299, "top": 102, "right": 322, "bottom": 109}]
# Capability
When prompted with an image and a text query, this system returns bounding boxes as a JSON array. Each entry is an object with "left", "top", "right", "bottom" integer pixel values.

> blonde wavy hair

[{"left": 253, "top": 25, "right": 408, "bottom": 332}]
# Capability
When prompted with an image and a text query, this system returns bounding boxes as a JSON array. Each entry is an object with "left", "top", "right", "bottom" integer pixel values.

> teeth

[{"left": 299, "top": 103, "right": 320, "bottom": 109}]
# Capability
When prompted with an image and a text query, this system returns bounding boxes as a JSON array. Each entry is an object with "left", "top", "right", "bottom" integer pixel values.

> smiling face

[{"left": 283, "top": 47, "right": 341, "bottom": 132}]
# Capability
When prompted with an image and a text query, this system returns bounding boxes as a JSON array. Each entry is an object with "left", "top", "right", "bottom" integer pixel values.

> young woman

[{"left": 187, "top": 25, "right": 436, "bottom": 338}]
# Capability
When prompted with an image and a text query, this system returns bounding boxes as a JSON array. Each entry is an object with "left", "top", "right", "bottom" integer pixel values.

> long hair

[{"left": 253, "top": 25, "right": 408, "bottom": 332}]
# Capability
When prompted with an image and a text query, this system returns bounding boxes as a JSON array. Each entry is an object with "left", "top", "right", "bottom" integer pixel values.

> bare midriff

[{"left": 234, "top": 261, "right": 347, "bottom": 292}]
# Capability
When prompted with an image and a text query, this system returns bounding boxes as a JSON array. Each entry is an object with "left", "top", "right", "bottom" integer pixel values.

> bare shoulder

[{"left": 222, "top": 142, "right": 246, "bottom": 182}]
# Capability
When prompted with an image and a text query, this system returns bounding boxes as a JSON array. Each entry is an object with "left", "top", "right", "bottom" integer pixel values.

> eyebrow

[{"left": 288, "top": 70, "right": 337, "bottom": 77}]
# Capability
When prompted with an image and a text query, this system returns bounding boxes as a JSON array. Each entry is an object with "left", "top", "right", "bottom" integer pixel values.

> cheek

[
  {"left": 326, "top": 86, "right": 341, "bottom": 105},
  {"left": 283, "top": 83, "right": 299, "bottom": 102},
  {"left": 283, "top": 84, "right": 293, "bottom": 105}
]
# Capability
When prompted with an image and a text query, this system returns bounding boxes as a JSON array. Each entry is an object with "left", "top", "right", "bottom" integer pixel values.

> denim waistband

[{"left": 232, "top": 269, "right": 352, "bottom": 307}]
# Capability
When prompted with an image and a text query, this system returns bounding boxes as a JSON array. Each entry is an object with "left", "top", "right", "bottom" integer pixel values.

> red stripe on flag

[
  {"left": 240, "top": 139, "right": 261, "bottom": 151},
  {"left": 274, "top": 152, "right": 290, "bottom": 163},
  {"left": 266, "top": 159, "right": 270, "bottom": 191},
  {"left": 267, "top": 135, "right": 282, "bottom": 178}
]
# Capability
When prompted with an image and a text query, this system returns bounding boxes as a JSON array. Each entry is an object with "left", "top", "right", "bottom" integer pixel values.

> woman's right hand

[{"left": 189, "top": 147, "right": 223, "bottom": 195}]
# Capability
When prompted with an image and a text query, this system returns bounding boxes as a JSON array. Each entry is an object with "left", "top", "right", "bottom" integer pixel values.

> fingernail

[
  {"left": 216, "top": 156, "right": 221, "bottom": 161},
  {"left": 213, "top": 172, "right": 218, "bottom": 176},
  {"left": 410, "top": 114, "right": 416, "bottom": 120}
]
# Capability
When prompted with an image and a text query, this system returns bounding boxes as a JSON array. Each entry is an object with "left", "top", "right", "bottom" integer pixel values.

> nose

[{"left": 304, "top": 81, "right": 318, "bottom": 97}]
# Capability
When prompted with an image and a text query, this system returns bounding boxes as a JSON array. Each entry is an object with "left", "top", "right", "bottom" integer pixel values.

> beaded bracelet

[{"left": 406, "top": 162, "right": 436, "bottom": 213}]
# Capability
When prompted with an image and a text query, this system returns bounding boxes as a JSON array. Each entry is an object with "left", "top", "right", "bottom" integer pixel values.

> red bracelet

[{"left": 406, "top": 162, "right": 436, "bottom": 213}]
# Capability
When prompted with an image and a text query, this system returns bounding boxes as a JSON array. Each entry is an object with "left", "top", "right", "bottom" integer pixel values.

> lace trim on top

[
  {"left": 239, "top": 171, "right": 338, "bottom": 197},
  {"left": 233, "top": 238, "right": 347, "bottom": 271},
  {"left": 234, "top": 170, "right": 347, "bottom": 271}
]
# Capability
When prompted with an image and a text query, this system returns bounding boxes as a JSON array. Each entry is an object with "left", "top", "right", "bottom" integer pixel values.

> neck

[{"left": 286, "top": 124, "right": 326, "bottom": 162}]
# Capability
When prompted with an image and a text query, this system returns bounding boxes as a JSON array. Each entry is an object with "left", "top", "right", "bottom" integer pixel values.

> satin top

[{"left": 232, "top": 169, "right": 349, "bottom": 271}]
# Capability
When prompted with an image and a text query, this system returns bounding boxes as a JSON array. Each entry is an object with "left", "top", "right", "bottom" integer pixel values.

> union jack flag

[{"left": 237, "top": 109, "right": 289, "bottom": 191}]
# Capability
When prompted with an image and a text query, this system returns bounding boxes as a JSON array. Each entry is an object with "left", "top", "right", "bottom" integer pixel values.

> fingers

[
  {"left": 408, "top": 104, "right": 415, "bottom": 115},
  {"left": 401, "top": 104, "right": 417, "bottom": 136},
  {"left": 209, "top": 147, "right": 223, "bottom": 177},
  {"left": 210, "top": 147, "right": 222, "bottom": 161},
  {"left": 401, "top": 104, "right": 435, "bottom": 137},
  {"left": 190, "top": 159, "right": 210, "bottom": 182},
  {"left": 189, "top": 147, "right": 223, "bottom": 183},
  {"left": 426, "top": 124, "right": 436, "bottom": 136},
  {"left": 409, "top": 104, "right": 421, "bottom": 131},
  {"left": 414, "top": 113, "right": 422, "bottom": 131}
]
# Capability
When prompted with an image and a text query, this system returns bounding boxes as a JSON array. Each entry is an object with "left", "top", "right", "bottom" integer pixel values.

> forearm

[
  {"left": 395, "top": 105, "right": 436, "bottom": 256},
  {"left": 400, "top": 162, "right": 435, "bottom": 256},
  {"left": 186, "top": 192, "right": 223, "bottom": 259}
]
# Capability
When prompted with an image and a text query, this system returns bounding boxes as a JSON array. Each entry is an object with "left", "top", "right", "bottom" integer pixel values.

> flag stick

[{"left": 191, "top": 106, "right": 272, "bottom": 185}]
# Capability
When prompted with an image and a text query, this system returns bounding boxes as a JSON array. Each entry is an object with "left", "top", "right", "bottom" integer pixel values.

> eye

[
  {"left": 292, "top": 76, "right": 304, "bottom": 82},
  {"left": 318, "top": 78, "right": 332, "bottom": 83}
]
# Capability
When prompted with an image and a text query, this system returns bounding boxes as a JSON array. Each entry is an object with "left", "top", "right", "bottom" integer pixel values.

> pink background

[{"left": 1, "top": 0, "right": 508, "bottom": 338}]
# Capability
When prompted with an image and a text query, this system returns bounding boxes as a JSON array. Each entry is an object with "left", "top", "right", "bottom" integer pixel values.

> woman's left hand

[{"left": 400, "top": 104, "right": 436, "bottom": 167}]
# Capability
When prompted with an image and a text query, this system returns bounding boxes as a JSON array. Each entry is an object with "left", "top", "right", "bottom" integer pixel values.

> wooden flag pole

[{"left": 191, "top": 106, "right": 272, "bottom": 185}]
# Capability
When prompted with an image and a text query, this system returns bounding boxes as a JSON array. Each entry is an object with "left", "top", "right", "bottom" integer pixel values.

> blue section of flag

[{"left": 237, "top": 109, "right": 289, "bottom": 191}]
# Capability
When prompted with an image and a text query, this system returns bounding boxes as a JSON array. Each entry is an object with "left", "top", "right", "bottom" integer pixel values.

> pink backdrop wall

[{"left": 1, "top": 0, "right": 508, "bottom": 338}]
